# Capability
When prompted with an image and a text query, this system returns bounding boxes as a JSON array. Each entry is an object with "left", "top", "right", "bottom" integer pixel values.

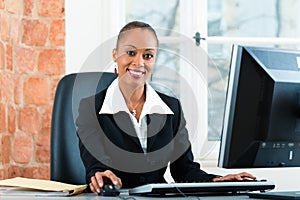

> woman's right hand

[{"left": 89, "top": 170, "right": 122, "bottom": 194}]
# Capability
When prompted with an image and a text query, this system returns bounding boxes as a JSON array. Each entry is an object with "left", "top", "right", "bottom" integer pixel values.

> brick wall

[{"left": 0, "top": 0, "right": 65, "bottom": 179}]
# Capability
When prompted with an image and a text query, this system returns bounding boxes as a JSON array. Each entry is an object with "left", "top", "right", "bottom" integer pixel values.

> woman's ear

[{"left": 112, "top": 48, "right": 117, "bottom": 61}]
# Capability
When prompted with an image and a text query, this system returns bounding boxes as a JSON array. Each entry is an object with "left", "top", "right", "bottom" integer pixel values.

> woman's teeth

[{"left": 128, "top": 69, "right": 145, "bottom": 75}]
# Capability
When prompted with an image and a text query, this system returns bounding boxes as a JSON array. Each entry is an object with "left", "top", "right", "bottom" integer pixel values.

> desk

[{"left": 0, "top": 193, "right": 265, "bottom": 199}]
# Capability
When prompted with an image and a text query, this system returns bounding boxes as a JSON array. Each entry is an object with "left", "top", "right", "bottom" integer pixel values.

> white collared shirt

[{"left": 99, "top": 78, "right": 174, "bottom": 152}]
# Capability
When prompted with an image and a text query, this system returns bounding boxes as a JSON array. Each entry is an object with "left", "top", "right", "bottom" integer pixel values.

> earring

[{"left": 114, "top": 62, "right": 118, "bottom": 75}]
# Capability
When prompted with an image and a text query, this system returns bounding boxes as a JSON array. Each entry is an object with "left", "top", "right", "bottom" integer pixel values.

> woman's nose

[{"left": 132, "top": 53, "right": 145, "bottom": 67}]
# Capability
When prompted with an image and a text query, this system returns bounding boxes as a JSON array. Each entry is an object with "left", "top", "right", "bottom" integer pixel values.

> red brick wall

[{"left": 0, "top": 0, "right": 65, "bottom": 180}]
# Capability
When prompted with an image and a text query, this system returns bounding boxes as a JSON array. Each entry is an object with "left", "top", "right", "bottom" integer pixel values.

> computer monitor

[{"left": 218, "top": 45, "right": 300, "bottom": 168}]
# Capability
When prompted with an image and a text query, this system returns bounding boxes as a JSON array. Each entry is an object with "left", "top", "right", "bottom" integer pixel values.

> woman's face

[{"left": 113, "top": 28, "right": 158, "bottom": 88}]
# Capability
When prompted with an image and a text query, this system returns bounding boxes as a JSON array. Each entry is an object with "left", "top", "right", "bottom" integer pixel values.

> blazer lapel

[
  {"left": 95, "top": 89, "right": 143, "bottom": 152},
  {"left": 112, "top": 112, "right": 143, "bottom": 151}
]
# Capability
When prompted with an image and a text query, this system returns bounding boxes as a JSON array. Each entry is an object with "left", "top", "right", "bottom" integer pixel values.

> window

[{"left": 66, "top": 0, "right": 300, "bottom": 166}]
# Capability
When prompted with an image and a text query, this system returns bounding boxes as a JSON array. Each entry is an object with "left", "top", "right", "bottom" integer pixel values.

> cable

[{"left": 173, "top": 183, "right": 201, "bottom": 200}]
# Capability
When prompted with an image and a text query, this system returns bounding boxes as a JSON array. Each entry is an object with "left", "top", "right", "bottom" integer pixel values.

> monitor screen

[{"left": 218, "top": 45, "right": 300, "bottom": 168}]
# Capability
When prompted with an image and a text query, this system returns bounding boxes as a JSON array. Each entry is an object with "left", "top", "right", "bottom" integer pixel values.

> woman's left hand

[{"left": 212, "top": 172, "right": 256, "bottom": 182}]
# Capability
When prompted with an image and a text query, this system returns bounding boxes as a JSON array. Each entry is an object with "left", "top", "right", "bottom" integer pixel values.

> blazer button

[{"left": 139, "top": 176, "right": 146, "bottom": 183}]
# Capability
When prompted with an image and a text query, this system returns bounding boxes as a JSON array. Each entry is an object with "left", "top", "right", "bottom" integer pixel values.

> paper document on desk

[{"left": 0, "top": 177, "right": 87, "bottom": 196}]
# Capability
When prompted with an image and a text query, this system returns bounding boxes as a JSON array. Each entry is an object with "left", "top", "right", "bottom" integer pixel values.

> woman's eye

[
  {"left": 144, "top": 54, "right": 153, "bottom": 59},
  {"left": 126, "top": 51, "right": 136, "bottom": 56}
]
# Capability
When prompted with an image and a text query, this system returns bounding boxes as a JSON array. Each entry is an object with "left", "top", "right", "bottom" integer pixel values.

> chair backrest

[{"left": 50, "top": 72, "right": 117, "bottom": 185}]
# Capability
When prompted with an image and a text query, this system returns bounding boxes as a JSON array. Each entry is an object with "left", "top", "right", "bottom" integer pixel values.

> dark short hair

[{"left": 116, "top": 21, "right": 159, "bottom": 48}]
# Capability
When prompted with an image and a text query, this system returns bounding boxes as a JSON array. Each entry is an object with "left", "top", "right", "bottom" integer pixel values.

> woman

[{"left": 76, "top": 21, "right": 256, "bottom": 194}]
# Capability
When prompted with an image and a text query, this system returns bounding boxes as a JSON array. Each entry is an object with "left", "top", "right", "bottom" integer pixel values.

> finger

[
  {"left": 239, "top": 172, "right": 256, "bottom": 179},
  {"left": 89, "top": 183, "right": 97, "bottom": 194},
  {"left": 220, "top": 174, "right": 232, "bottom": 180},
  {"left": 95, "top": 172, "right": 104, "bottom": 188},
  {"left": 103, "top": 170, "right": 122, "bottom": 188},
  {"left": 222, "top": 174, "right": 242, "bottom": 181},
  {"left": 115, "top": 177, "right": 122, "bottom": 188},
  {"left": 91, "top": 176, "right": 101, "bottom": 194},
  {"left": 235, "top": 174, "right": 244, "bottom": 180}
]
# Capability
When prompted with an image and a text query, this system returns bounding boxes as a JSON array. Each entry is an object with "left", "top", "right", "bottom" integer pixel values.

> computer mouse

[{"left": 99, "top": 183, "right": 120, "bottom": 196}]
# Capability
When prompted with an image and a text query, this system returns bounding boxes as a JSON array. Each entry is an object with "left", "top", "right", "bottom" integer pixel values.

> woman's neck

[
  {"left": 119, "top": 83, "right": 145, "bottom": 104},
  {"left": 118, "top": 82, "right": 146, "bottom": 120}
]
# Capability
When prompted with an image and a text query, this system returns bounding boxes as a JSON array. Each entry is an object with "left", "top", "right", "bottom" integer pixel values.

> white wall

[{"left": 65, "top": 0, "right": 124, "bottom": 74}]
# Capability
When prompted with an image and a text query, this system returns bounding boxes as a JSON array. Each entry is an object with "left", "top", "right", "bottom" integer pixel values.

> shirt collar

[{"left": 99, "top": 78, "right": 174, "bottom": 116}]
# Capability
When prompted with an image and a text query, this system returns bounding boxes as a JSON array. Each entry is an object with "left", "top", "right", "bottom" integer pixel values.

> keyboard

[{"left": 128, "top": 180, "right": 275, "bottom": 196}]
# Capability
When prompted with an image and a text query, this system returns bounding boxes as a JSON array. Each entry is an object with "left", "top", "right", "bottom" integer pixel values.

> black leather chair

[{"left": 50, "top": 72, "right": 117, "bottom": 185}]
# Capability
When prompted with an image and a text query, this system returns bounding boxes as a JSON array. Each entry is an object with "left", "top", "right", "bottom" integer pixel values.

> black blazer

[{"left": 76, "top": 88, "right": 217, "bottom": 188}]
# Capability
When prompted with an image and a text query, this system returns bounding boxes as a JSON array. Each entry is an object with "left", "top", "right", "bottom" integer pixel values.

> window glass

[
  {"left": 208, "top": 0, "right": 300, "bottom": 38},
  {"left": 125, "top": 0, "right": 183, "bottom": 97},
  {"left": 207, "top": 44, "right": 231, "bottom": 140},
  {"left": 126, "top": 0, "right": 180, "bottom": 35}
]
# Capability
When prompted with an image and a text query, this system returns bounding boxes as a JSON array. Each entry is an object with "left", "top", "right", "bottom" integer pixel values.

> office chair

[{"left": 50, "top": 72, "right": 117, "bottom": 185}]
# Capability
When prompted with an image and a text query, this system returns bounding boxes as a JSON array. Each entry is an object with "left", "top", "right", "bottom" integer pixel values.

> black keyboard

[{"left": 128, "top": 180, "right": 275, "bottom": 196}]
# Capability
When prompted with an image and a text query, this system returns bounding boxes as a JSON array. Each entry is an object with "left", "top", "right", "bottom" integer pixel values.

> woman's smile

[{"left": 126, "top": 68, "right": 146, "bottom": 79}]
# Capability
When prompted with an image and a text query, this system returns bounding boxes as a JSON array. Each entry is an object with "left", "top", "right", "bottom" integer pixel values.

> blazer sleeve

[
  {"left": 76, "top": 96, "right": 113, "bottom": 184},
  {"left": 169, "top": 99, "right": 218, "bottom": 182}
]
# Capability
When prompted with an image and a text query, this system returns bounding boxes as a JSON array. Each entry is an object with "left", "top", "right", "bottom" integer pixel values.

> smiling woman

[
  {"left": 75, "top": 21, "right": 256, "bottom": 195},
  {"left": 112, "top": 22, "right": 158, "bottom": 121}
]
